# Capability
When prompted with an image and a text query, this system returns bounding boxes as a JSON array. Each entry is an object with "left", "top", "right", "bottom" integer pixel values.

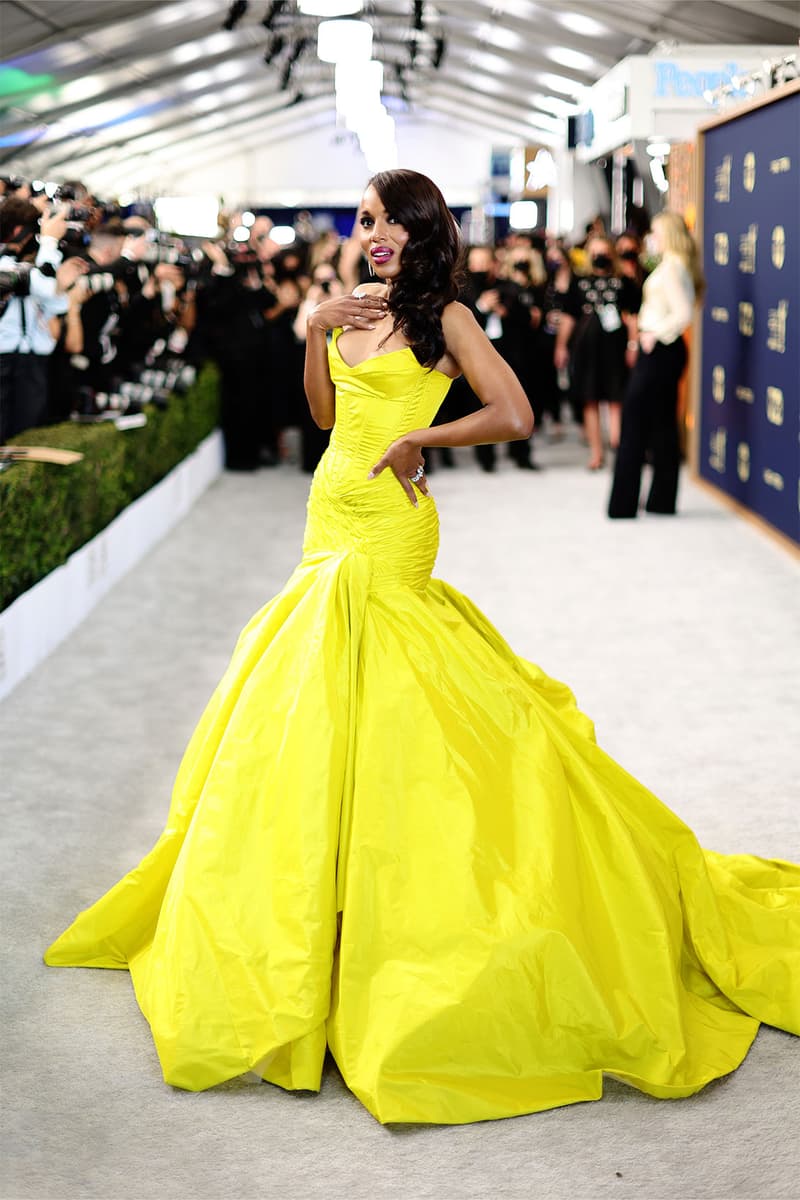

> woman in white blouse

[{"left": 608, "top": 211, "right": 704, "bottom": 518}]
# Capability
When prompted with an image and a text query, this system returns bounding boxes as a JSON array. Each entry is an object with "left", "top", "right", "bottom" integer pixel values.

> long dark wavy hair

[{"left": 367, "top": 169, "right": 465, "bottom": 367}]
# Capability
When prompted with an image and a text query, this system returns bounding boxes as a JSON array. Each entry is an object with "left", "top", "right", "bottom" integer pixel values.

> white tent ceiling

[{"left": 2, "top": 0, "right": 799, "bottom": 198}]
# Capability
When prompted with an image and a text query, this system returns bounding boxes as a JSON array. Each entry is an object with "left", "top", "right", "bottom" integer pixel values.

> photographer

[
  {"left": 65, "top": 219, "right": 128, "bottom": 399},
  {"left": 463, "top": 244, "right": 538, "bottom": 472},
  {"left": 0, "top": 197, "right": 86, "bottom": 441},
  {"left": 196, "top": 217, "right": 286, "bottom": 471},
  {"left": 115, "top": 218, "right": 188, "bottom": 375}
]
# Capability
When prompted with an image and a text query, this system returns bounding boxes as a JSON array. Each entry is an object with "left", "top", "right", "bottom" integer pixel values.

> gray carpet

[{"left": 2, "top": 431, "right": 798, "bottom": 1200}]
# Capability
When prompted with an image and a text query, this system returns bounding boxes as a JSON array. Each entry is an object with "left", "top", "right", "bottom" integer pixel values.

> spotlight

[
  {"left": 432, "top": 34, "right": 445, "bottom": 69},
  {"left": 288, "top": 36, "right": 310, "bottom": 66},
  {"left": 413, "top": 1, "right": 424, "bottom": 31},
  {"left": 264, "top": 33, "right": 285, "bottom": 63},
  {"left": 261, "top": 0, "right": 287, "bottom": 29},
  {"left": 222, "top": 0, "right": 249, "bottom": 31}
]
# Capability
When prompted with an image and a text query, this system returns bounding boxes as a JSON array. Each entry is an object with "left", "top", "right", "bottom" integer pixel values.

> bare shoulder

[
  {"left": 441, "top": 300, "right": 481, "bottom": 342},
  {"left": 441, "top": 301, "right": 487, "bottom": 357}
]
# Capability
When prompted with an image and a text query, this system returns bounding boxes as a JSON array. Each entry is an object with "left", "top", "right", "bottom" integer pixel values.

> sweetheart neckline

[{"left": 331, "top": 332, "right": 456, "bottom": 380}]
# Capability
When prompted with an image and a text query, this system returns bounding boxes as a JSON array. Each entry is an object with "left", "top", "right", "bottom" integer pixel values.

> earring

[{"left": 367, "top": 258, "right": 375, "bottom": 277}]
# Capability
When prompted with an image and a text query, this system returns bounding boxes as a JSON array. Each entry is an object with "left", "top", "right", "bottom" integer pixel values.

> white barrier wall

[{"left": 0, "top": 430, "right": 224, "bottom": 704}]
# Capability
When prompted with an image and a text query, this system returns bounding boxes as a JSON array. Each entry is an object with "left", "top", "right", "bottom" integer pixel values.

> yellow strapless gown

[{"left": 46, "top": 330, "right": 799, "bottom": 1124}]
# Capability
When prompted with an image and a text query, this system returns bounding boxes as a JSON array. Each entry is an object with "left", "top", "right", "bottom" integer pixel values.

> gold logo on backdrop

[
  {"left": 738, "top": 302, "right": 754, "bottom": 336},
  {"left": 709, "top": 428, "right": 727, "bottom": 473},
  {"left": 769, "top": 156, "right": 791, "bottom": 174},
  {"left": 714, "top": 232, "right": 729, "bottom": 264},
  {"left": 714, "top": 155, "right": 732, "bottom": 201},
  {"left": 767, "top": 300, "right": 788, "bottom": 353},
  {"left": 711, "top": 307, "right": 729, "bottom": 322},
  {"left": 712, "top": 365, "right": 726, "bottom": 403},
  {"left": 771, "top": 226, "right": 786, "bottom": 269},
  {"left": 738, "top": 224, "right": 757, "bottom": 274},
  {"left": 743, "top": 152, "right": 756, "bottom": 192},
  {"left": 736, "top": 385, "right": 755, "bottom": 403},
  {"left": 766, "top": 386, "right": 784, "bottom": 425},
  {"left": 763, "top": 468, "right": 784, "bottom": 491},
  {"left": 737, "top": 442, "right": 750, "bottom": 482}
]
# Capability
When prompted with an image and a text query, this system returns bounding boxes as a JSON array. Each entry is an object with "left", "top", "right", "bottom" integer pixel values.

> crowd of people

[{"left": 0, "top": 174, "right": 702, "bottom": 514}]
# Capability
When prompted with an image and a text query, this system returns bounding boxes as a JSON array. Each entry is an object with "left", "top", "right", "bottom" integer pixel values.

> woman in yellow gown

[{"left": 45, "top": 170, "right": 799, "bottom": 1125}]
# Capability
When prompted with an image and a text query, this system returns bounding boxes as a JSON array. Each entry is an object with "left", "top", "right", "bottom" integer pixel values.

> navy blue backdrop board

[{"left": 698, "top": 82, "right": 799, "bottom": 546}]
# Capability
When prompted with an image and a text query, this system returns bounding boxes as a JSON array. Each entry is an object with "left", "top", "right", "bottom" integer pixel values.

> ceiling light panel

[
  {"left": 166, "top": 32, "right": 235, "bottom": 66},
  {"left": 484, "top": 0, "right": 540, "bottom": 20},
  {"left": 298, "top": 0, "right": 364, "bottom": 13},
  {"left": 19, "top": 73, "right": 110, "bottom": 115},
  {"left": 556, "top": 12, "right": 610, "bottom": 38},
  {"left": 467, "top": 50, "right": 512, "bottom": 76},
  {"left": 474, "top": 23, "right": 524, "bottom": 52},
  {"left": 444, "top": 67, "right": 511, "bottom": 97},
  {"left": 80, "top": 0, "right": 221, "bottom": 54},
  {"left": 530, "top": 92, "right": 579, "bottom": 116},
  {"left": 546, "top": 47, "right": 596, "bottom": 72},
  {"left": 524, "top": 110, "right": 563, "bottom": 132},
  {"left": 536, "top": 72, "right": 587, "bottom": 97},
  {"left": 7, "top": 43, "right": 87, "bottom": 75}
]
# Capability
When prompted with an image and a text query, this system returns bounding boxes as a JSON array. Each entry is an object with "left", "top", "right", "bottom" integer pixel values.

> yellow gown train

[{"left": 45, "top": 330, "right": 800, "bottom": 1124}]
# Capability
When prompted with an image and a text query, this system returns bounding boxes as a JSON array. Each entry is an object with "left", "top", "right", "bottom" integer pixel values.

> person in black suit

[{"left": 458, "top": 245, "right": 538, "bottom": 472}]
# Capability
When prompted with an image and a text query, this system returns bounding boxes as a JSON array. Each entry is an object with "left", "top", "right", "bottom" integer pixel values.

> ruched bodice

[{"left": 302, "top": 329, "right": 453, "bottom": 591}]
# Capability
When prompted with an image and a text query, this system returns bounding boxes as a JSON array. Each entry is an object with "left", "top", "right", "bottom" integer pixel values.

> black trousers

[
  {"left": 608, "top": 338, "right": 687, "bottom": 518},
  {"left": 475, "top": 436, "right": 533, "bottom": 470},
  {"left": 216, "top": 345, "right": 270, "bottom": 470},
  {"left": 470, "top": 338, "right": 535, "bottom": 470},
  {"left": 0, "top": 352, "right": 50, "bottom": 442}
]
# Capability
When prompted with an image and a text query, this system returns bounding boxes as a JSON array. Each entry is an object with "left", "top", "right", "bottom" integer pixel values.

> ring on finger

[{"left": 409, "top": 464, "right": 425, "bottom": 484}]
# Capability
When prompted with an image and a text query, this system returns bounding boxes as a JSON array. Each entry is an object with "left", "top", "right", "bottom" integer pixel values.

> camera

[
  {"left": 141, "top": 234, "right": 204, "bottom": 278},
  {"left": 0, "top": 175, "right": 25, "bottom": 196},
  {"left": 78, "top": 258, "right": 149, "bottom": 294},
  {"left": 0, "top": 259, "right": 56, "bottom": 316},
  {"left": 59, "top": 227, "right": 91, "bottom": 253},
  {"left": 225, "top": 243, "right": 261, "bottom": 275},
  {"left": 0, "top": 262, "right": 34, "bottom": 316},
  {"left": 53, "top": 184, "right": 79, "bottom": 203},
  {"left": 71, "top": 354, "right": 197, "bottom": 423}
]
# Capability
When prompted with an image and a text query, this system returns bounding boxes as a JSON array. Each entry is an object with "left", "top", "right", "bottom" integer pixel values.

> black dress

[{"left": 567, "top": 275, "right": 641, "bottom": 405}]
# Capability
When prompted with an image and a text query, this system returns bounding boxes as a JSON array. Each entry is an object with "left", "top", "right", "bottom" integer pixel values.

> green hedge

[{"left": 0, "top": 364, "right": 220, "bottom": 611}]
